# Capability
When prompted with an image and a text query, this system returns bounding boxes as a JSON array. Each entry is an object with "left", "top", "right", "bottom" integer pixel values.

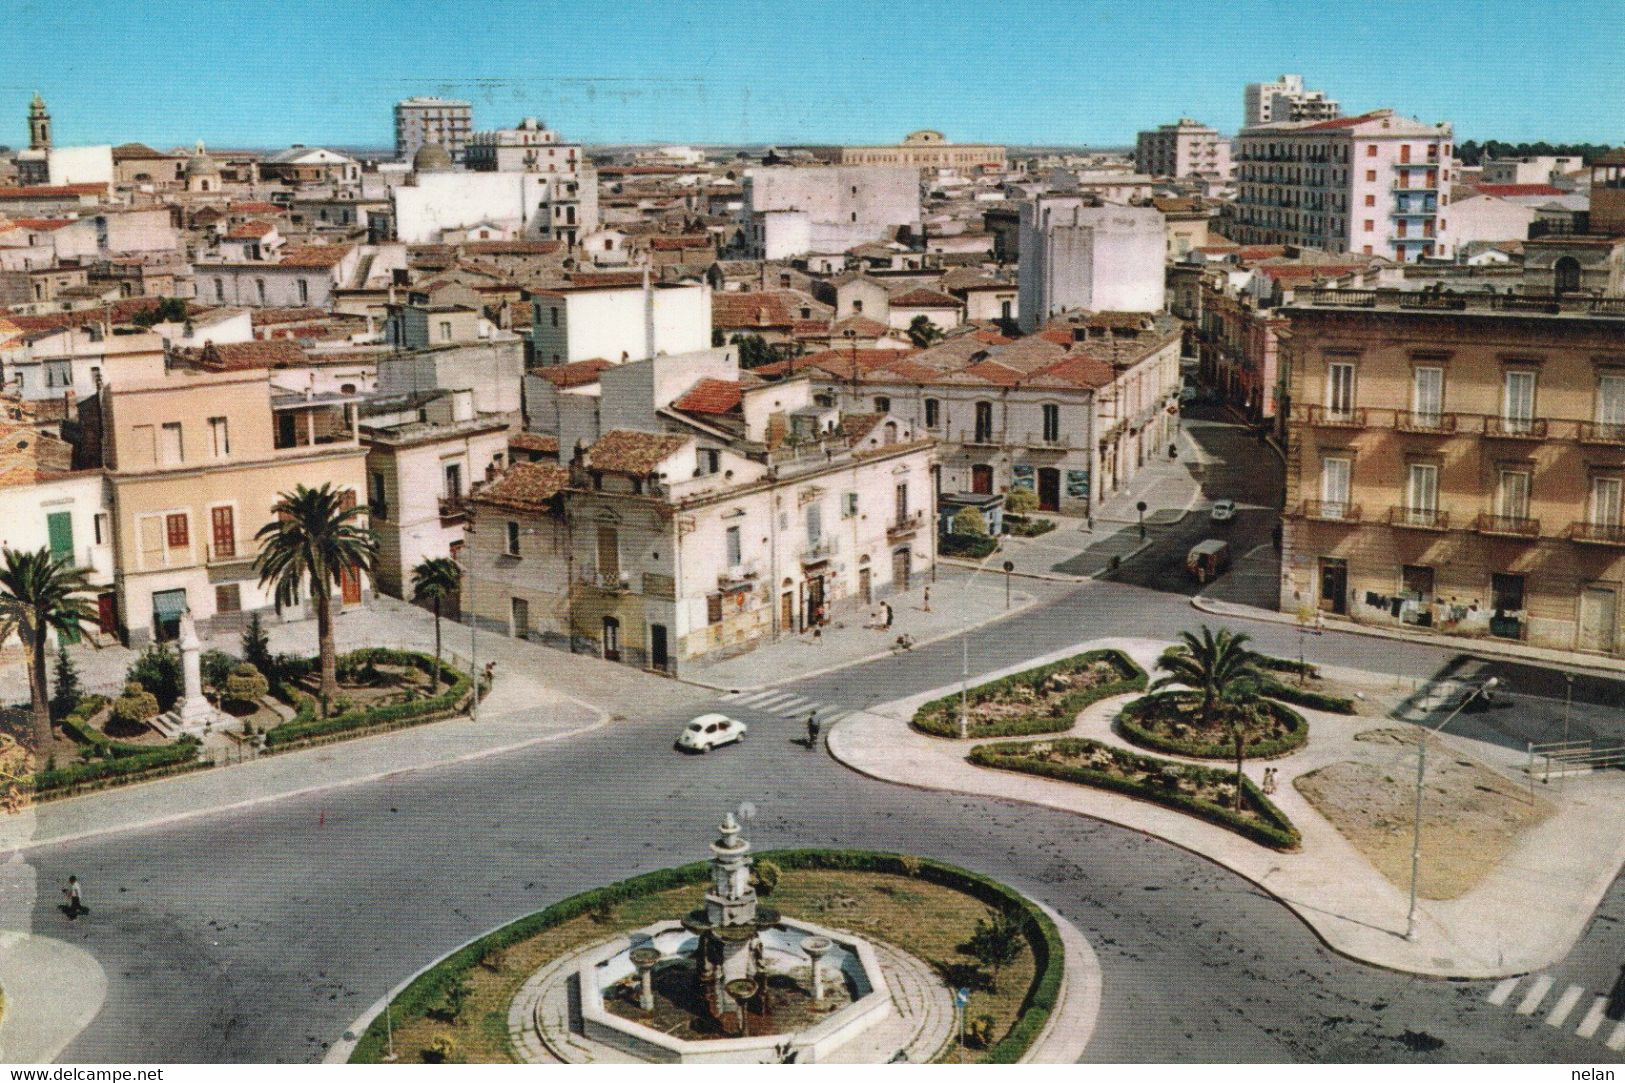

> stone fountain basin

[{"left": 578, "top": 918, "right": 892, "bottom": 1064}]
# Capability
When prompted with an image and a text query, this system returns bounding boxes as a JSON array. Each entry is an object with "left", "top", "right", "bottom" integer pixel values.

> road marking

[
  {"left": 1576, "top": 996, "right": 1609, "bottom": 1039},
  {"left": 1607, "top": 1019, "right": 1625, "bottom": 1052},
  {"left": 1515, "top": 974, "right": 1554, "bottom": 1015},
  {"left": 748, "top": 692, "right": 797, "bottom": 709},
  {"left": 1546, "top": 984, "right": 1584, "bottom": 1028},
  {"left": 1486, "top": 977, "right": 1519, "bottom": 1006},
  {"left": 729, "top": 691, "right": 778, "bottom": 706}
]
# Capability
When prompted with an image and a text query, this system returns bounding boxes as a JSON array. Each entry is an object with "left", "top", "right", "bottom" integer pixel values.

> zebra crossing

[
  {"left": 716, "top": 688, "right": 857, "bottom": 725},
  {"left": 1485, "top": 973, "right": 1625, "bottom": 1051}
]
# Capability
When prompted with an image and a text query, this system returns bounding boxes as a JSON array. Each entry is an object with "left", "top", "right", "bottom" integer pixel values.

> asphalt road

[{"left": 27, "top": 569, "right": 1625, "bottom": 1063}]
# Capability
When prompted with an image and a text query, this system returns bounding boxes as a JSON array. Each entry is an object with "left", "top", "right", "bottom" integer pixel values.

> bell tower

[{"left": 28, "top": 92, "right": 50, "bottom": 151}]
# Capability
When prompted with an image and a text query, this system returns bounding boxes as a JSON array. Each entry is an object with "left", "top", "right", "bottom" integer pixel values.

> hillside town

[{"left": 2, "top": 61, "right": 1624, "bottom": 1070}]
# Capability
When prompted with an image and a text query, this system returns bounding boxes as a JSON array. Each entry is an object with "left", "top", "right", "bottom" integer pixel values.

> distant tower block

[{"left": 28, "top": 92, "right": 50, "bottom": 151}]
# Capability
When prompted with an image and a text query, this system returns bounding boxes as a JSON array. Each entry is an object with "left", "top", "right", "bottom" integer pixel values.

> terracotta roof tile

[
  {"left": 533, "top": 358, "right": 612, "bottom": 388},
  {"left": 889, "top": 287, "right": 962, "bottom": 308},
  {"left": 192, "top": 339, "right": 310, "bottom": 371},
  {"left": 0, "top": 184, "right": 106, "bottom": 199},
  {"left": 1474, "top": 183, "right": 1567, "bottom": 198},
  {"left": 648, "top": 234, "right": 713, "bottom": 251},
  {"left": 251, "top": 306, "right": 329, "bottom": 325},
  {"left": 671, "top": 378, "right": 742, "bottom": 416},
  {"left": 712, "top": 290, "right": 831, "bottom": 330},
  {"left": 585, "top": 430, "right": 689, "bottom": 476},
  {"left": 508, "top": 432, "right": 559, "bottom": 454},
  {"left": 226, "top": 220, "right": 277, "bottom": 240},
  {"left": 228, "top": 201, "right": 287, "bottom": 215},
  {"left": 473, "top": 462, "right": 570, "bottom": 512},
  {"left": 278, "top": 244, "right": 353, "bottom": 269}
]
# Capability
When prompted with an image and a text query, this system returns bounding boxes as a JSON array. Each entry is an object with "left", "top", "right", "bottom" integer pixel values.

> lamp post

[
  {"left": 1403, "top": 676, "right": 1498, "bottom": 941},
  {"left": 1136, "top": 500, "right": 1147, "bottom": 541},
  {"left": 1002, "top": 559, "right": 1013, "bottom": 609}
]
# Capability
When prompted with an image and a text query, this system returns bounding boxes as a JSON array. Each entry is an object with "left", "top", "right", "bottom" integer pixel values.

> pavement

[
  {"left": 827, "top": 636, "right": 1625, "bottom": 981},
  {"left": 0, "top": 855, "right": 106, "bottom": 1064}
]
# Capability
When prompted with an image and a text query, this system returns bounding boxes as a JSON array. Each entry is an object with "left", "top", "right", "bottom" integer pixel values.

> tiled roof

[
  {"left": 0, "top": 184, "right": 106, "bottom": 199},
  {"left": 585, "top": 429, "right": 689, "bottom": 475},
  {"left": 712, "top": 290, "right": 831, "bottom": 329},
  {"left": 228, "top": 201, "right": 287, "bottom": 215},
  {"left": 839, "top": 413, "right": 885, "bottom": 444},
  {"left": 508, "top": 432, "right": 559, "bottom": 454},
  {"left": 11, "top": 217, "right": 76, "bottom": 231},
  {"left": 648, "top": 234, "right": 713, "bottom": 251},
  {"left": 1296, "top": 112, "right": 1387, "bottom": 132},
  {"left": 533, "top": 358, "right": 612, "bottom": 388},
  {"left": 462, "top": 240, "right": 563, "bottom": 256},
  {"left": 193, "top": 339, "right": 310, "bottom": 371},
  {"left": 971, "top": 330, "right": 1013, "bottom": 345},
  {"left": 473, "top": 462, "right": 570, "bottom": 512},
  {"left": 1474, "top": 184, "right": 1567, "bottom": 198},
  {"left": 754, "top": 348, "right": 914, "bottom": 380},
  {"left": 112, "top": 142, "right": 175, "bottom": 160},
  {"left": 830, "top": 315, "right": 892, "bottom": 338},
  {"left": 889, "top": 288, "right": 963, "bottom": 309},
  {"left": 278, "top": 244, "right": 353, "bottom": 269},
  {"left": 1029, "top": 355, "right": 1115, "bottom": 389},
  {"left": 226, "top": 220, "right": 277, "bottom": 240},
  {"left": 251, "top": 307, "right": 328, "bottom": 325},
  {"left": 671, "top": 378, "right": 742, "bottom": 416}
]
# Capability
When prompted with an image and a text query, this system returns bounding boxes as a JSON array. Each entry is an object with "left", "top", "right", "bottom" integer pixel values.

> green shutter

[{"left": 47, "top": 512, "right": 74, "bottom": 564}]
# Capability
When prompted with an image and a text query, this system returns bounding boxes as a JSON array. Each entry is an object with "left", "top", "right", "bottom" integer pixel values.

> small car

[
  {"left": 676, "top": 713, "right": 748, "bottom": 753},
  {"left": 1179, "top": 386, "right": 1198, "bottom": 404},
  {"left": 1209, "top": 499, "right": 1237, "bottom": 522}
]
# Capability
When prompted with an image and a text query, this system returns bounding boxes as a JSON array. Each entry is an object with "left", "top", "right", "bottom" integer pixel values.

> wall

[
  {"left": 47, "top": 145, "right": 114, "bottom": 186},
  {"left": 1018, "top": 200, "right": 1166, "bottom": 331}
]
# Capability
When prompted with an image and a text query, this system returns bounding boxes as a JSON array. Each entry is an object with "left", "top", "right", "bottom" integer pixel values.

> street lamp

[
  {"left": 1400, "top": 676, "right": 1498, "bottom": 941},
  {"left": 1136, "top": 500, "right": 1148, "bottom": 541}
]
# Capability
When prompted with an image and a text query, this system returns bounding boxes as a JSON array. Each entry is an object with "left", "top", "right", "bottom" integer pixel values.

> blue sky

[{"left": 2, "top": 0, "right": 1618, "bottom": 150}]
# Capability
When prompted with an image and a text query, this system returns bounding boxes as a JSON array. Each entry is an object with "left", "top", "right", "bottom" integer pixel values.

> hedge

[
  {"left": 263, "top": 648, "right": 473, "bottom": 751},
  {"left": 1256, "top": 654, "right": 1319, "bottom": 679},
  {"left": 913, "top": 648, "right": 1147, "bottom": 739},
  {"left": 55, "top": 696, "right": 154, "bottom": 757},
  {"left": 1117, "top": 691, "right": 1308, "bottom": 760},
  {"left": 30, "top": 738, "right": 203, "bottom": 797},
  {"left": 940, "top": 533, "right": 999, "bottom": 558},
  {"left": 1004, "top": 515, "right": 1057, "bottom": 539},
  {"left": 969, "top": 738, "right": 1302, "bottom": 852},
  {"left": 349, "top": 849, "right": 1064, "bottom": 1066},
  {"left": 1255, "top": 677, "right": 1355, "bottom": 715}
]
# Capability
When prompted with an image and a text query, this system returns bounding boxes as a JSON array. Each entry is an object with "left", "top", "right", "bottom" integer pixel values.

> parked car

[
  {"left": 1209, "top": 499, "right": 1237, "bottom": 522},
  {"left": 1186, "top": 539, "right": 1232, "bottom": 584},
  {"left": 676, "top": 713, "right": 747, "bottom": 753},
  {"left": 1179, "top": 386, "right": 1198, "bottom": 405}
]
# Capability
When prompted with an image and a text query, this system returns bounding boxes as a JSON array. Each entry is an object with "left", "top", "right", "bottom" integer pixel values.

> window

[
  {"left": 1365, "top": 169, "right": 1376, "bottom": 182},
  {"left": 1407, "top": 463, "right": 1438, "bottom": 519},
  {"left": 93, "top": 512, "right": 107, "bottom": 546},
  {"left": 1399, "top": 144, "right": 1411, "bottom": 164},
  {"left": 1042, "top": 404, "right": 1060, "bottom": 443},
  {"left": 1366, "top": 145, "right": 1377, "bottom": 158},
  {"left": 1320, "top": 456, "right": 1350, "bottom": 518},
  {"left": 874, "top": 396, "right": 891, "bottom": 413},
  {"left": 160, "top": 422, "right": 183, "bottom": 465},
  {"left": 697, "top": 447, "right": 720, "bottom": 475},
  {"left": 209, "top": 416, "right": 230, "bottom": 457},
  {"left": 806, "top": 504, "right": 822, "bottom": 545},
  {"left": 924, "top": 398, "right": 940, "bottom": 428},
  {"left": 895, "top": 482, "right": 909, "bottom": 522},
  {"left": 1592, "top": 476, "right": 1623, "bottom": 527},
  {"left": 211, "top": 506, "right": 235, "bottom": 559},
  {"left": 297, "top": 279, "right": 309, "bottom": 304},
  {"left": 1363, "top": 219, "right": 1374, "bottom": 233},
  {"left": 1412, "top": 367, "right": 1443, "bottom": 424},
  {"left": 368, "top": 470, "right": 387, "bottom": 519},
  {"left": 1326, "top": 362, "right": 1355, "bottom": 417},
  {"left": 506, "top": 520, "right": 522, "bottom": 556},
  {"left": 550, "top": 306, "right": 559, "bottom": 328},
  {"left": 852, "top": 298, "right": 863, "bottom": 314},
  {"left": 255, "top": 278, "right": 266, "bottom": 304},
  {"left": 165, "top": 512, "right": 189, "bottom": 549},
  {"left": 974, "top": 401, "right": 994, "bottom": 442},
  {"left": 443, "top": 461, "right": 463, "bottom": 498},
  {"left": 214, "top": 584, "right": 241, "bottom": 614},
  {"left": 1503, "top": 371, "right": 1535, "bottom": 431},
  {"left": 725, "top": 525, "right": 742, "bottom": 567},
  {"left": 214, "top": 278, "right": 225, "bottom": 302},
  {"left": 1363, "top": 194, "right": 1375, "bottom": 207},
  {"left": 439, "top": 320, "right": 452, "bottom": 342},
  {"left": 843, "top": 492, "right": 858, "bottom": 518},
  {"left": 707, "top": 593, "right": 723, "bottom": 625},
  {"left": 1497, "top": 469, "right": 1531, "bottom": 520},
  {"left": 596, "top": 525, "right": 619, "bottom": 579},
  {"left": 1599, "top": 375, "right": 1625, "bottom": 436}
]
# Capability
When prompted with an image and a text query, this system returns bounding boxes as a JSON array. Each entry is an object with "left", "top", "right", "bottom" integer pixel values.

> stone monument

[{"left": 156, "top": 609, "right": 222, "bottom": 737}]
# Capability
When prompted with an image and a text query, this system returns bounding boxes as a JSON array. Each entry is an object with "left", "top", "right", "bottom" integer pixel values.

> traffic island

[
  {"left": 1116, "top": 691, "right": 1308, "bottom": 760},
  {"left": 910, "top": 648, "right": 1145, "bottom": 739}
]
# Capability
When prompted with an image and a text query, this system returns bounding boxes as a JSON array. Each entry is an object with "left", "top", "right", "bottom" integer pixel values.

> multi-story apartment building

[
  {"left": 99, "top": 351, "right": 368, "bottom": 644},
  {"left": 1278, "top": 287, "right": 1625, "bottom": 654},
  {"left": 1243, "top": 74, "right": 1340, "bottom": 128},
  {"left": 1017, "top": 197, "right": 1166, "bottom": 331},
  {"left": 1135, "top": 119, "right": 1233, "bottom": 179},
  {"left": 465, "top": 117, "right": 579, "bottom": 173},
  {"left": 1231, "top": 109, "right": 1455, "bottom": 263},
  {"left": 798, "top": 130, "right": 1006, "bottom": 172},
  {"left": 737, "top": 166, "right": 921, "bottom": 260},
  {"left": 395, "top": 97, "right": 473, "bottom": 164},
  {"left": 527, "top": 277, "right": 711, "bottom": 368}
]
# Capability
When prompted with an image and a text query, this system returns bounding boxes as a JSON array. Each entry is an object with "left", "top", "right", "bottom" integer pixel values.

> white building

[
  {"left": 1444, "top": 193, "right": 1539, "bottom": 247},
  {"left": 1017, "top": 197, "right": 1167, "bottom": 331},
  {"left": 528, "top": 278, "right": 711, "bottom": 367},
  {"left": 46, "top": 145, "right": 115, "bottom": 187},
  {"left": 395, "top": 97, "right": 473, "bottom": 163},
  {"left": 391, "top": 170, "right": 598, "bottom": 246},
  {"left": 465, "top": 117, "right": 581, "bottom": 174},
  {"left": 739, "top": 166, "right": 920, "bottom": 259},
  {"left": 1134, "top": 119, "right": 1233, "bottom": 179},
  {"left": 194, "top": 244, "right": 361, "bottom": 307},
  {"left": 1479, "top": 156, "right": 1583, "bottom": 186},
  {"left": 4, "top": 325, "right": 165, "bottom": 403},
  {"left": 1231, "top": 109, "right": 1455, "bottom": 262},
  {"left": 1243, "top": 74, "right": 1340, "bottom": 128}
]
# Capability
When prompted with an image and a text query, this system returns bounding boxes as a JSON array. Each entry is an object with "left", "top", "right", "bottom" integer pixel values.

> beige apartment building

[
  {"left": 1279, "top": 287, "right": 1625, "bottom": 655},
  {"left": 102, "top": 359, "right": 368, "bottom": 644}
]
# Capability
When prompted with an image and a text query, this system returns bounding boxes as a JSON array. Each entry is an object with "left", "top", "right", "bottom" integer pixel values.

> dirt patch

[{"left": 1295, "top": 738, "right": 1554, "bottom": 899}]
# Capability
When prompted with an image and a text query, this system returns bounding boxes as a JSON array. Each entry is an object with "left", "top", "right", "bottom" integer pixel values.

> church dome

[
  {"left": 413, "top": 142, "right": 453, "bottom": 172},
  {"left": 185, "top": 141, "right": 220, "bottom": 176}
]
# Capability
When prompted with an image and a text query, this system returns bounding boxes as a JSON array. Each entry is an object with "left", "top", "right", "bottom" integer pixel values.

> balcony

[
  {"left": 579, "top": 570, "right": 633, "bottom": 593},
  {"left": 1388, "top": 506, "right": 1449, "bottom": 531},
  {"left": 1482, "top": 416, "right": 1549, "bottom": 440},
  {"left": 800, "top": 537, "right": 837, "bottom": 564},
  {"left": 1304, "top": 404, "right": 1367, "bottom": 429},
  {"left": 1570, "top": 521, "right": 1625, "bottom": 547},
  {"left": 1391, "top": 181, "right": 1438, "bottom": 193},
  {"left": 1391, "top": 205, "right": 1437, "bottom": 217},
  {"left": 1578, "top": 421, "right": 1625, "bottom": 446},
  {"left": 1298, "top": 499, "right": 1361, "bottom": 523},
  {"left": 1475, "top": 512, "right": 1541, "bottom": 538},
  {"left": 206, "top": 542, "right": 254, "bottom": 567},
  {"left": 887, "top": 510, "right": 926, "bottom": 540},
  {"left": 958, "top": 429, "right": 1004, "bottom": 447},
  {"left": 438, "top": 493, "right": 468, "bottom": 521},
  {"left": 717, "top": 563, "right": 761, "bottom": 591},
  {"left": 1023, "top": 432, "right": 1072, "bottom": 449},
  {"left": 1392, "top": 410, "right": 1457, "bottom": 435}
]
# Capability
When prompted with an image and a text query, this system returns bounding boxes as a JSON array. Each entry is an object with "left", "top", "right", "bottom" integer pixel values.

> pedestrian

[
  {"left": 806, "top": 712, "right": 821, "bottom": 750},
  {"left": 923, "top": 586, "right": 931, "bottom": 612},
  {"left": 62, "top": 875, "right": 85, "bottom": 919},
  {"left": 1262, "top": 767, "right": 1277, "bottom": 795},
  {"left": 881, "top": 600, "right": 893, "bottom": 629}
]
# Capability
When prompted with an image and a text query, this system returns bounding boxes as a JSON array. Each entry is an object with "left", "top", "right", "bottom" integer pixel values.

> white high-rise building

[
  {"left": 1232, "top": 109, "right": 1454, "bottom": 263},
  {"left": 1244, "top": 74, "right": 1340, "bottom": 128},
  {"left": 395, "top": 97, "right": 473, "bottom": 163},
  {"left": 1135, "top": 118, "right": 1233, "bottom": 179},
  {"left": 1017, "top": 197, "right": 1166, "bottom": 331}
]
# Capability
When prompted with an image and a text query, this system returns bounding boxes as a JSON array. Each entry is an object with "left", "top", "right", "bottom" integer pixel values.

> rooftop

[{"left": 1284, "top": 287, "right": 1625, "bottom": 320}]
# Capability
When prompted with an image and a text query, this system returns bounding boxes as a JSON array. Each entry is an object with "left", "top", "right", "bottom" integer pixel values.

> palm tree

[
  {"left": 907, "top": 315, "right": 944, "bottom": 349},
  {"left": 410, "top": 557, "right": 462, "bottom": 692},
  {"left": 1152, "top": 626, "right": 1263, "bottom": 726},
  {"left": 0, "top": 547, "right": 97, "bottom": 750},
  {"left": 253, "top": 483, "right": 376, "bottom": 713}
]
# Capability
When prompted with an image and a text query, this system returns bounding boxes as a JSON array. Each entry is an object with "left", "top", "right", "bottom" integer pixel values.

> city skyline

[{"left": 3, "top": 0, "right": 1621, "bottom": 152}]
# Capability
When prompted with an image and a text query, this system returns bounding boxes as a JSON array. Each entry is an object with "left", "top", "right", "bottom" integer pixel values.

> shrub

[
  {"left": 1004, "top": 515, "right": 1056, "bottom": 538},
  {"left": 1256, "top": 678, "right": 1355, "bottom": 715},
  {"left": 1118, "top": 691, "right": 1308, "bottom": 760},
  {"left": 262, "top": 649, "right": 470, "bottom": 750},
  {"left": 126, "top": 644, "right": 182, "bottom": 710},
  {"left": 110, "top": 682, "right": 160, "bottom": 728},
  {"left": 200, "top": 650, "right": 237, "bottom": 703},
  {"left": 50, "top": 645, "right": 82, "bottom": 722},
  {"left": 423, "top": 1034, "right": 457, "bottom": 1063},
  {"left": 1004, "top": 488, "right": 1039, "bottom": 515},
  {"left": 940, "top": 532, "right": 999, "bottom": 558},
  {"left": 225, "top": 663, "right": 269, "bottom": 707},
  {"left": 30, "top": 737, "right": 201, "bottom": 796},
  {"left": 753, "top": 859, "right": 782, "bottom": 896},
  {"left": 241, "top": 613, "right": 273, "bottom": 677},
  {"left": 967, "top": 1013, "right": 998, "bottom": 1049},
  {"left": 952, "top": 505, "right": 988, "bottom": 537},
  {"left": 913, "top": 649, "right": 1146, "bottom": 739}
]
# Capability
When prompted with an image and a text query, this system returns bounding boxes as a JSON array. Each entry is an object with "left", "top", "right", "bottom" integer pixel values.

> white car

[
  {"left": 1209, "top": 499, "right": 1237, "bottom": 522},
  {"left": 676, "top": 713, "right": 748, "bottom": 753}
]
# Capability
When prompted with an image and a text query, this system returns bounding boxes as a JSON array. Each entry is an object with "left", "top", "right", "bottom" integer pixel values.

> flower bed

[
  {"left": 1117, "top": 691, "right": 1307, "bottom": 760},
  {"left": 263, "top": 648, "right": 474, "bottom": 752},
  {"left": 1003, "top": 515, "right": 1057, "bottom": 538},
  {"left": 25, "top": 696, "right": 206, "bottom": 801},
  {"left": 912, "top": 648, "right": 1146, "bottom": 739},
  {"left": 940, "top": 533, "right": 1000, "bottom": 559},
  {"left": 969, "top": 738, "right": 1301, "bottom": 851}
]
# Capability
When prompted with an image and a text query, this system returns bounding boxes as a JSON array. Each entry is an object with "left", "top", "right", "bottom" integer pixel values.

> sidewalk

[
  {"left": 683, "top": 568, "right": 1037, "bottom": 692},
  {"left": 827, "top": 636, "right": 1625, "bottom": 979}
]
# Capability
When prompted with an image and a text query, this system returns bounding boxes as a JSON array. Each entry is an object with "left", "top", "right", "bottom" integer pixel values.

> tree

[
  {"left": 410, "top": 557, "right": 462, "bottom": 692},
  {"left": 241, "top": 612, "right": 273, "bottom": 679},
  {"left": 200, "top": 649, "right": 237, "bottom": 705},
  {"left": 0, "top": 547, "right": 97, "bottom": 750},
  {"left": 50, "top": 643, "right": 82, "bottom": 722},
  {"left": 127, "top": 643, "right": 182, "bottom": 710},
  {"left": 253, "top": 483, "right": 377, "bottom": 713},
  {"left": 111, "top": 681, "right": 160, "bottom": 729},
  {"left": 1004, "top": 487, "right": 1039, "bottom": 515},
  {"left": 131, "top": 297, "right": 188, "bottom": 328},
  {"left": 728, "top": 333, "right": 776, "bottom": 369},
  {"left": 907, "top": 315, "right": 944, "bottom": 349},
  {"left": 224, "top": 663, "right": 269, "bottom": 708},
  {"left": 1152, "top": 626, "right": 1263, "bottom": 727},
  {"left": 952, "top": 506, "right": 988, "bottom": 537},
  {"left": 962, "top": 907, "right": 1025, "bottom": 992}
]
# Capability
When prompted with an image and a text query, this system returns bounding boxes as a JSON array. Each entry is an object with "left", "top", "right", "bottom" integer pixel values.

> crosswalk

[
  {"left": 1485, "top": 973, "right": 1625, "bottom": 1051},
  {"left": 716, "top": 688, "right": 857, "bottom": 725}
]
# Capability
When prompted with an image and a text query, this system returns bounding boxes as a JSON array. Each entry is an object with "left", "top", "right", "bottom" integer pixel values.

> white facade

[
  {"left": 391, "top": 171, "right": 598, "bottom": 246},
  {"left": 1017, "top": 198, "right": 1167, "bottom": 331},
  {"left": 1243, "top": 74, "right": 1340, "bottom": 128},
  {"left": 1135, "top": 119, "right": 1233, "bottom": 179},
  {"left": 1445, "top": 194, "right": 1538, "bottom": 247},
  {"left": 0, "top": 470, "right": 114, "bottom": 594},
  {"left": 1479, "top": 156, "right": 1582, "bottom": 185},
  {"left": 740, "top": 166, "right": 920, "bottom": 259},
  {"left": 5, "top": 327, "right": 166, "bottom": 403},
  {"left": 465, "top": 117, "right": 582, "bottom": 174},
  {"left": 47, "top": 145, "right": 114, "bottom": 186},
  {"left": 529, "top": 281, "right": 712, "bottom": 366}
]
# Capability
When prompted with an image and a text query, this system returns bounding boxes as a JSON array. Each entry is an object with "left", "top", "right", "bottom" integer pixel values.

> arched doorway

[
  {"left": 1555, "top": 256, "right": 1582, "bottom": 295},
  {"left": 602, "top": 616, "right": 621, "bottom": 662}
]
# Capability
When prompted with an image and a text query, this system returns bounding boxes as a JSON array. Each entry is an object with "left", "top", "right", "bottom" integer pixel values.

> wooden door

[
  {"left": 97, "top": 592, "right": 117, "bottom": 636},
  {"left": 1319, "top": 559, "right": 1347, "bottom": 616},
  {"left": 650, "top": 624, "right": 669, "bottom": 671},
  {"left": 780, "top": 591, "right": 794, "bottom": 633},
  {"left": 1037, "top": 468, "right": 1061, "bottom": 512},
  {"left": 211, "top": 506, "right": 236, "bottom": 560},
  {"left": 602, "top": 616, "right": 621, "bottom": 661},
  {"left": 892, "top": 548, "right": 911, "bottom": 592},
  {"left": 971, "top": 465, "right": 994, "bottom": 494}
]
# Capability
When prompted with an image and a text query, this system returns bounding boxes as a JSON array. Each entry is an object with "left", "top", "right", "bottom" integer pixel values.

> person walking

[
  {"left": 1262, "top": 767, "right": 1278, "bottom": 795},
  {"left": 806, "top": 712, "right": 822, "bottom": 750},
  {"left": 63, "top": 875, "right": 85, "bottom": 919},
  {"left": 881, "top": 600, "right": 894, "bottom": 629}
]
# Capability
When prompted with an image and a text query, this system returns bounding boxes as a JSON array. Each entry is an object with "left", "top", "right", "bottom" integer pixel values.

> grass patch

[
  {"left": 349, "top": 851, "right": 1060, "bottom": 1065},
  {"left": 1255, "top": 677, "right": 1355, "bottom": 715},
  {"left": 264, "top": 648, "right": 474, "bottom": 751},
  {"left": 913, "top": 648, "right": 1146, "bottom": 739},
  {"left": 969, "top": 737, "right": 1301, "bottom": 851},
  {"left": 1117, "top": 691, "right": 1308, "bottom": 760}
]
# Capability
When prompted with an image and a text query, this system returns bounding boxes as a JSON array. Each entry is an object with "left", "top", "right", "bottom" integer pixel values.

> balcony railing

[
  {"left": 1578, "top": 420, "right": 1625, "bottom": 446},
  {"left": 718, "top": 563, "right": 762, "bottom": 590},
  {"left": 1388, "top": 506, "right": 1449, "bottom": 531},
  {"left": 579, "top": 570, "right": 633, "bottom": 593},
  {"left": 1304, "top": 404, "right": 1366, "bottom": 428},
  {"left": 1483, "top": 416, "right": 1548, "bottom": 439},
  {"left": 1570, "top": 521, "right": 1625, "bottom": 546},
  {"left": 887, "top": 510, "right": 926, "bottom": 540},
  {"left": 1290, "top": 288, "right": 1625, "bottom": 318},
  {"left": 958, "top": 429, "right": 1004, "bottom": 447},
  {"left": 1023, "top": 432, "right": 1072, "bottom": 448},
  {"left": 206, "top": 542, "right": 254, "bottom": 566},
  {"left": 1393, "top": 410, "right": 1457, "bottom": 435},
  {"left": 439, "top": 493, "right": 468, "bottom": 520},
  {"left": 1299, "top": 499, "right": 1361, "bottom": 522},
  {"left": 1475, "top": 512, "right": 1541, "bottom": 538}
]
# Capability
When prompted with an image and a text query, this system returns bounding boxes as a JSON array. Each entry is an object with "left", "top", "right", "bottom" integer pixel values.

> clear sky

[{"left": 2, "top": 0, "right": 1619, "bottom": 151}]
